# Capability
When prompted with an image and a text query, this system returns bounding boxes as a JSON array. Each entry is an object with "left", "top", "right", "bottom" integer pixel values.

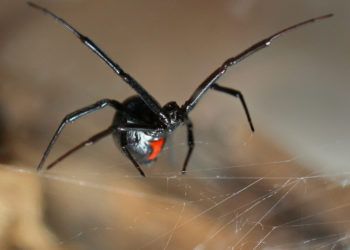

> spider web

[{"left": 4, "top": 123, "right": 350, "bottom": 250}]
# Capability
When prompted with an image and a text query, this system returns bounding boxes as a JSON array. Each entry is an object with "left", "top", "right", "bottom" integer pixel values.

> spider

[{"left": 28, "top": 2, "right": 332, "bottom": 177}]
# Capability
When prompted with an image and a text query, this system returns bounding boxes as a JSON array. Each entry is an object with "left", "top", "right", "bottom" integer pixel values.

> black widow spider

[{"left": 28, "top": 2, "right": 332, "bottom": 177}]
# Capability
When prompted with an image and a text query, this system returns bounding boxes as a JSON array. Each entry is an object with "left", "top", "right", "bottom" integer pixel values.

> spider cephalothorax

[
  {"left": 28, "top": 2, "right": 332, "bottom": 176},
  {"left": 162, "top": 102, "right": 184, "bottom": 130}
]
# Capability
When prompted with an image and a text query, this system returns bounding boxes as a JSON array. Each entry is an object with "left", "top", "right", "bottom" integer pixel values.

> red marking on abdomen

[{"left": 148, "top": 138, "right": 165, "bottom": 160}]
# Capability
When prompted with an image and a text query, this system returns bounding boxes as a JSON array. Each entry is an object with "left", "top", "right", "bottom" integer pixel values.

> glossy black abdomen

[{"left": 112, "top": 96, "right": 166, "bottom": 164}]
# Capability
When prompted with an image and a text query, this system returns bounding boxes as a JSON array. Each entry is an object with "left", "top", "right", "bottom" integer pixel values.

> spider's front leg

[
  {"left": 37, "top": 99, "right": 124, "bottom": 171},
  {"left": 182, "top": 14, "right": 332, "bottom": 115}
]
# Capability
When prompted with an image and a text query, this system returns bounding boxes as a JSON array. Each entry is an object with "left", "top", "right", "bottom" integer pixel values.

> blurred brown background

[{"left": 0, "top": 0, "right": 349, "bottom": 249}]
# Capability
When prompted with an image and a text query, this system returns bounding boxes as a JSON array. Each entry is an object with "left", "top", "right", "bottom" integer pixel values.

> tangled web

[{"left": 7, "top": 124, "right": 350, "bottom": 250}]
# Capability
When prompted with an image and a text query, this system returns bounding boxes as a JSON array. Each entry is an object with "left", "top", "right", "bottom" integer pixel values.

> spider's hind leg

[
  {"left": 120, "top": 133, "right": 146, "bottom": 177},
  {"left": 182, "top": 118, "right": 194, "bottom": 174},
  {"left": 37, "top": 99, "right": 124, "bottom": 171},
  {"left": 46, "top": 126, "right": 114, "bottom": 170}
]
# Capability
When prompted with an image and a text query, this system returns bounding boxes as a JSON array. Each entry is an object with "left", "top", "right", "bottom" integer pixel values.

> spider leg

[
  {"left": 211, "top": 83, "right": 254, "bottom": 132},
  {"left": 120, "top": 133, "right": 146, "bottom": 177},
  {"left": 37, "top": 99, "right": 125, "bottom": 171},
  {"left": 182, "top": 118, "right": 194, "bottom": 174},
  {"left": 27, "top": 2, "right": 168, "bottom": 123},
  {"left": 46, "top": 126, "right": 114, "bottom": 170},
  {"left": 182, "top": 14, "right": 333, "bottom": 113}
]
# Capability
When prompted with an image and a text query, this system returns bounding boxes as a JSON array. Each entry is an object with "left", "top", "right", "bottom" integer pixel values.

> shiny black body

[
  {"left": 28, "top": 2, "right": 332, "bottom": 176},
  {"left": 113, "top": 96, "right": 167, "bottom": 165}
]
